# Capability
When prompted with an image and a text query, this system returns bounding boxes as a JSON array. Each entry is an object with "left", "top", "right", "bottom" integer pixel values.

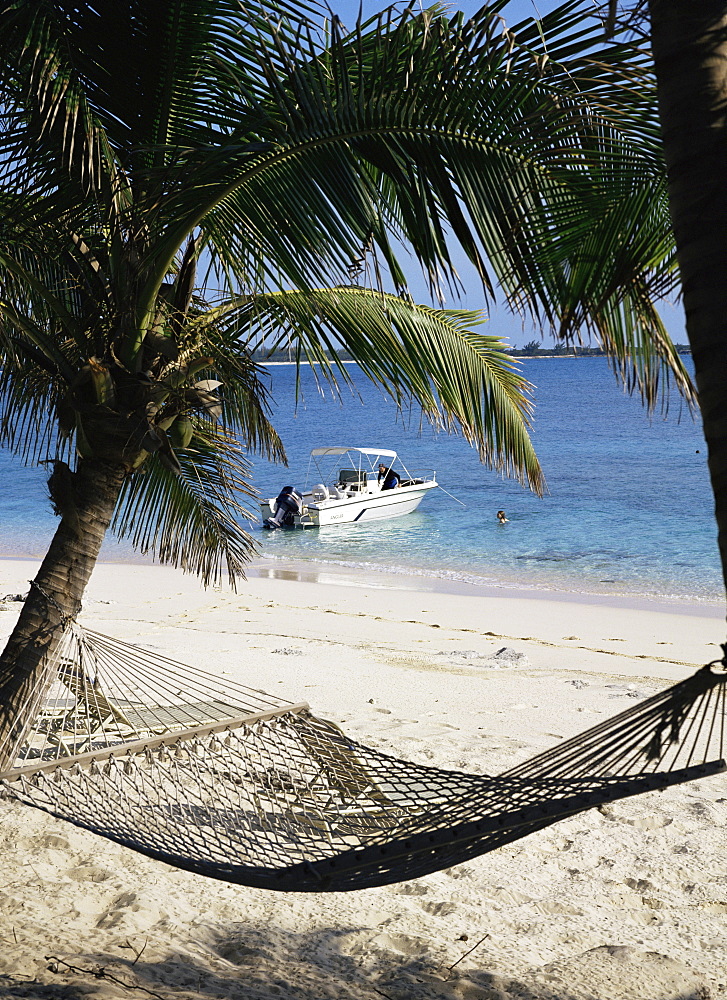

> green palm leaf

[
  {"left": 213, "top": 287, "right": 545, "bottom": 493},
  {"left": 161, "top": 1, "right": 683, "bottom": 407},
  {"left": 0, "top": 356, "right": 69, "bottom": 466},
  {"left": 111, "top": 424, "right": 258, "bottom": 587},
  {"left": 3, "top": 0, "right": 686, "bottom": 405}
]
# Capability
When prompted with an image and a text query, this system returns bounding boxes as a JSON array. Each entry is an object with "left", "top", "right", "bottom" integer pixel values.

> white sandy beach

[{"left": 1, "top": 556, "right": 726, "bottom": 1000}]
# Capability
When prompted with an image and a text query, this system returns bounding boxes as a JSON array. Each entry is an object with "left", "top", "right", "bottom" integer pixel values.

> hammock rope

[{"left": 0, "top": 623, "right": 725, "bottom": 892}]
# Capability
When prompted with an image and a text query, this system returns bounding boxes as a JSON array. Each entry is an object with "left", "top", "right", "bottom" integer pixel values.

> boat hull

[{"left": 310, "top": 482, "right": 436, "bottom": 526}]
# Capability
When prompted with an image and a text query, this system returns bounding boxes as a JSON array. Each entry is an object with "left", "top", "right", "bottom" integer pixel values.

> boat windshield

[{"left": 305, "top": 448, "right": 412, "bottom": 488}]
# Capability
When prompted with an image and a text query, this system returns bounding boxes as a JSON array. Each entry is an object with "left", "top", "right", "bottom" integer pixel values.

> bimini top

[{"left": 310, "top": 447, "right": 398, "bottom": 459}]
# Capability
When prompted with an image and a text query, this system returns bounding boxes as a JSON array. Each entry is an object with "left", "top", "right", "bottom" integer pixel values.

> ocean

[{"left": 0, "top": 357, "right": 722, "bottom": 605}]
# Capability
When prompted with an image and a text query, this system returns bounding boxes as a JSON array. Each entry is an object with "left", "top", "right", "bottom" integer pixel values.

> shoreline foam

[
  {"left": 3, "top": 547, "right": 724, "bottom": 615},
  {"left": 251, "top": 553, "right": 727, "bottom": 615}
]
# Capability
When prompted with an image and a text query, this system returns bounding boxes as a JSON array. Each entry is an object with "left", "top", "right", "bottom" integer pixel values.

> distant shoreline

[{"left": 258, "top": 351, "right": 692, "bottom": 365}]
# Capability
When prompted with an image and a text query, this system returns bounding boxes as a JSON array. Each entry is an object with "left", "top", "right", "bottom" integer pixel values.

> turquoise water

[{"left": 0, "top": 358, "right": 722, "bottom": 603}]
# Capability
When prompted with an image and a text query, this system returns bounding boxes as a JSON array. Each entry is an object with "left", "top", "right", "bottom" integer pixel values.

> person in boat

[
  {"left": 378, "top": 463, "right": 400, "bottom": 490},
  {"left": 497, "top": 510, "right": 509, "bottom": 524}
]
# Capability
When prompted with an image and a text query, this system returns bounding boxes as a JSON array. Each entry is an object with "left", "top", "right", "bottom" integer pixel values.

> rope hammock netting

[{"left": 0, "top": 620, "right": 725, "bottom": 892}]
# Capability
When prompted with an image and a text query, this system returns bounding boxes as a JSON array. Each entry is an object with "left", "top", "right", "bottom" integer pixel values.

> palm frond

[
  {"left": 0, "top": 0, "right": 118, "bottom": 198},
  {"left": 0, "top": 351, "right": 71, "bottom": 465},
  {"left": 129, "top": 1, "right": 660, "bottom": 301},
  {"left": 542, "top": 168, "right": 693, "bottom": 409},
  {"left": 111, "top": 424, "right": 258, "bottom": 588},
  {"left": 215, "top": 287, "right": 545, "bottom": 494},
  {"left": 0, "top": 387, "right": 53, "bottom": 466},
  {"left": 3, "top": 0, "right": 683, "bottom": 408},
  {"left": 0, "top": 212, "right": 113, "bottom": 379},
  {"left": 126, "top": 0, "right": 682, "bottom": 412}
]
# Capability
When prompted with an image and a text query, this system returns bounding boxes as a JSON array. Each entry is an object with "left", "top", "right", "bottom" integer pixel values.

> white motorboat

[{"left": 261, "top": 447, "right": 437, "bottom": 529}]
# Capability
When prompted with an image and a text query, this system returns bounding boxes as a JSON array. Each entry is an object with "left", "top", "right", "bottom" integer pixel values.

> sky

[
  {"left": 316, "top": 0, "right": 688, "bottom": 350},
  {"left": 332, "top": 0, "right": 562, "bottom": 26}
]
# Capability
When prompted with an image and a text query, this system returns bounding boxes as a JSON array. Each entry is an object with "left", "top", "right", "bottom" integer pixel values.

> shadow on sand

[{"left": 1, "top": 923, "right": 588, "bottom": 1000}]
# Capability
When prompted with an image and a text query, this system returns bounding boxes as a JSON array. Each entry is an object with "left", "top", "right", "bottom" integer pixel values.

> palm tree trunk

[
  {"left": 649, "top": 2, "right": 727, "bottom": 617},
  {"left": 0, "top": 458, "right": 126, "bottom": 770}
]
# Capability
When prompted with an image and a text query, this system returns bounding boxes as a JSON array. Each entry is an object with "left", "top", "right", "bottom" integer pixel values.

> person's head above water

[{"left": 497, "top": 510, "right": 508, "bottom": 522}]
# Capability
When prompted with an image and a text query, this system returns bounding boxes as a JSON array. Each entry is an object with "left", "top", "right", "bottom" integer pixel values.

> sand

[{"left": 1, "top": 555, "right": 726, "bottom": 1000}]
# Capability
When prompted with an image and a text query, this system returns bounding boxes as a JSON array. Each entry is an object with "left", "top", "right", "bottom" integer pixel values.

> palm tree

[
  {"left": 645, "top": 2, "right": 727, "bottom": 608},
  {"left": 0, "top": 0, "right": 691, "bottom": 765},
  {"left": 587, "top": 0, "right": 727, "bottom": 619}
]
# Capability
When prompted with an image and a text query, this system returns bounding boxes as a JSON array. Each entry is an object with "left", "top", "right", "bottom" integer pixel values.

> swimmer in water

[{"left": 497, "top": 510, "right": 508, "bottom": 524}]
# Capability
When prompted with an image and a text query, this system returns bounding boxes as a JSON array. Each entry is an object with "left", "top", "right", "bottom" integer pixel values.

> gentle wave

[{"left": 257, "top": 552, "right": 724, "bottom": 606}]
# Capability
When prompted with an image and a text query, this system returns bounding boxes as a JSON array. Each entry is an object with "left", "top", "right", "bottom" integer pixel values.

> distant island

[
  {"left": 252, "top": 342, "right": 692, "bottom": 363},
  {"left": 505, "top": 341, "right": 692, "bottom": 358}
]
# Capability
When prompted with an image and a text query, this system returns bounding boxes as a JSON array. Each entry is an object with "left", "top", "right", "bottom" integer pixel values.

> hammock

[{"left": 0, "top": 623, "right": 725, "bottom": 892}]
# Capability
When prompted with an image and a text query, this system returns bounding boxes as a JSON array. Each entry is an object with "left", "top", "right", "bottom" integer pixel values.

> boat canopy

[{"left": 310, "top": 447, "right": 398, "bottom": 459}]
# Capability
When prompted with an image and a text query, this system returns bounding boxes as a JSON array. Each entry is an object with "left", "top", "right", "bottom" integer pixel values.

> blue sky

[
  {"left": 332, "top": 0, "right": 562, "bottom": 25},
  {"left": 320, "top": 0, "right": 687, "bottom": 350}
]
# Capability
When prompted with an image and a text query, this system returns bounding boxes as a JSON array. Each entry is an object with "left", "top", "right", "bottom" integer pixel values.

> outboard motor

[{"left": 264, "top": 486, "right": 303, "bottom": 529}]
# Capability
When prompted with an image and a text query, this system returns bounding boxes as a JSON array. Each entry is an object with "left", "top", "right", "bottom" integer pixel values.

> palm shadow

[{"left": 5, "top": 924, "right": 586, "bottom": 1000}]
